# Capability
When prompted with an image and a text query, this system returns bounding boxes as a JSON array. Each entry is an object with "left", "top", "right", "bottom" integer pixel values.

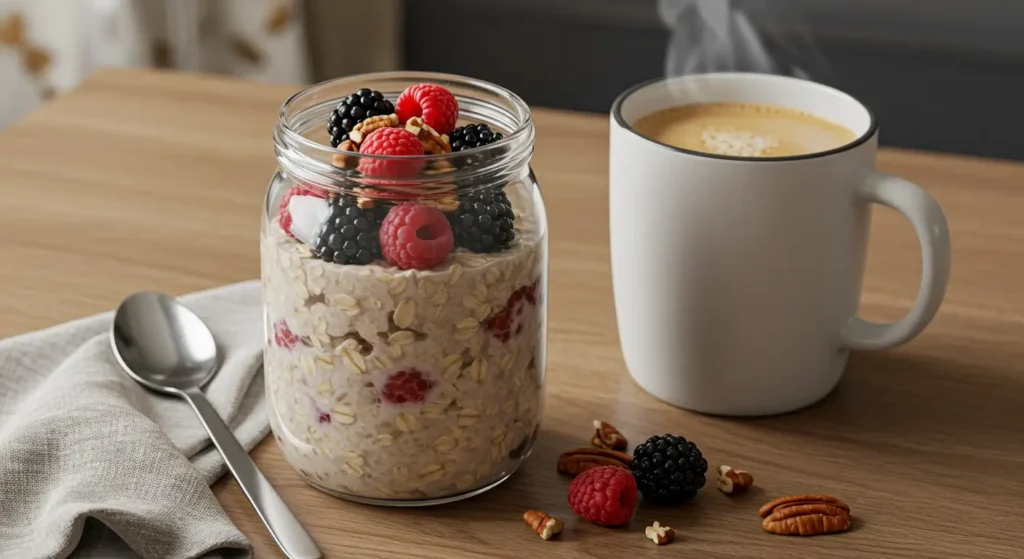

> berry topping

[
  {"left": 273, "top": 320, "right": 300, "bottom": 350},
  {"left": 631, "top": 434, "right": 708, "bottom": 504},
  {"left": 567, "top": 465, "right": 638, "bottom": 527},
  {"left": 314, "top": 196, "right": 387, "bottom": 265},
  {"left": 448, "top": 189, "right": 516, "bottom": 253},
  {"left": 382, "top": 369, "right": 436, "bottom": 404},
  {"left": 395, "top": 83, "right": 459, "bottom": 135},
  {"left": 358, "top": 127, "right": 426, "bottom": 178},
  {"left": 449, "top": 123, "right": 504, "bottom": 152},
  {"left": 485, "top": 282, "right": 538, "bottom": 342},
  {"left": 328, "top": 88, "right": 395, "bottom": 148},
  {"left": 317, "top": 411, "right": 331, "bottom": 424},
  {"left": 379, "top": 203, "right": 454, "bottom": 269},
  {"left": 278, "top": 185, "right": 328, "bottom": 241}
]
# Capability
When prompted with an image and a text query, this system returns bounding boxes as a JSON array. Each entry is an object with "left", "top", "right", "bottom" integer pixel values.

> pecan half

[
  {"left": 760, "top": 495, "right": 852, "bottom": 536},
  {"left": 348, "top": 113, "right": 400, "bottom": 144},
  {"left": 591, "top": 420, "right": 628, "bottom": 451},
  {"left": 557, "top": 447, "right": 632, "bottom": 477},
  {"left": 759, "top": 494, "right": 850, "bottom": 518},
  {"left": 762, "top": 504, "right": 851, "bottom": 536}
]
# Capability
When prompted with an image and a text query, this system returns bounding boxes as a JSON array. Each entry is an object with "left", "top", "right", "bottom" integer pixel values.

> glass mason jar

[{"left": 261, "top": 72, "right": 547, "bottom": 505}]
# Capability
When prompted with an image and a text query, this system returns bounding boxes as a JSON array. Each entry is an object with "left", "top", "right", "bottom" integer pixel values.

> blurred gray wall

[{"left": 404, "top": 0, "right": 1024, "bottom": 161}]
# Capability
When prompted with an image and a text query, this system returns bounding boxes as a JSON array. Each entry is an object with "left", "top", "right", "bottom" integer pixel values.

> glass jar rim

[{"left": 273, "top": 71, "right": 535, "bottom": 192}]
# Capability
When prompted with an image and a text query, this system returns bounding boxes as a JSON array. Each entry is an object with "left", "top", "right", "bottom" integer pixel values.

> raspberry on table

[
  {"left": 631, "top": 434, "right": 708, "bottom": 504},
  {"left": 379, "top": 202, "right": 454, "bottom": 269},
  {"left": 328, "top": 88, "right": 395, "bottom": 147},
  {"left": 358, "top": 127, "right": 426, "bottom": 178},
  {"left": 567, "top": 465, "right": 638, "bottom": 527},
  {"left": 381, "top": 369, "right": 436, "bottom": 404},
  {"left": 395, "top": 83, "right": 459, "bottom": 135}
]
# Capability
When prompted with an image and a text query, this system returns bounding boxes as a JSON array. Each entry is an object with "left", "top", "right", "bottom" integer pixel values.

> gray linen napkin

[{"left": 0, "top": 281, "right": 270, "bottom": 559}]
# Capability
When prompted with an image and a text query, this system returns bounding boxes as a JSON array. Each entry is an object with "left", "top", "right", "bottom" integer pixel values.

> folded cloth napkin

[{"left": 0, "top": 281, "right": 269, "bottom": 559}]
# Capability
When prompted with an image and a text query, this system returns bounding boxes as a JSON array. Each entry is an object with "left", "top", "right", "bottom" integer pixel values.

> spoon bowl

[{"left": 112, "top": 292, "right": 218, "bottom": 394}]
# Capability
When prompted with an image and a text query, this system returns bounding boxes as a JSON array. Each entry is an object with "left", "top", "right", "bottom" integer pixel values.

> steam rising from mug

[{"left": 658, "top": 0, "right": 826, "bottom": 79}]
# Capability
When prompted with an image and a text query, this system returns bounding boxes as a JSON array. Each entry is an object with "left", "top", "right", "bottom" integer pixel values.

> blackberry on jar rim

[{"left": 327, "top": 88, "right": 395, "bottom": 148}]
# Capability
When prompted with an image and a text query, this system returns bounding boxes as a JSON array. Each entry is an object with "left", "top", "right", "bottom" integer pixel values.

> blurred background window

[{"left": 2, "top": 0, "right": 1021, "bottom": 159}]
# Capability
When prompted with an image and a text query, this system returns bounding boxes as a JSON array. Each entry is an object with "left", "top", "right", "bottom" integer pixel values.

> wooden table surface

[{"left": 1, "top": 69, "right": 1022, "bottom": 558}]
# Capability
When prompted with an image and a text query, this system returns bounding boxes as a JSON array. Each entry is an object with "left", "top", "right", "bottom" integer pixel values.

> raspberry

[
  {"left": 273, "top": 320, "right": 299, "bottom": 350},
  {"left": 378, "top": 203, "right": 454, "bottom": 269},
  {"left": 358, "top": 127, "right": 426, "bottom": 179},
  {"left": 395, "top": 84, "right": 459, "bottom": 135},
  {"left": 381, "top": 369, "right": 436, "bottom": 404},
  {"left": 485, "top": 282, "right": 539, "bottom": 342},
  {"left": 278, "top": 185, "right": 326, "bottom": 240},
  {"left": 567, "top": 466, "right": 638, "bottom": 527}
]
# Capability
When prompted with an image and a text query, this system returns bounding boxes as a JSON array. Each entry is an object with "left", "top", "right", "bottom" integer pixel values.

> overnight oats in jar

[{"left": 261, "top": 72, "right": 547, "bottom": 505}]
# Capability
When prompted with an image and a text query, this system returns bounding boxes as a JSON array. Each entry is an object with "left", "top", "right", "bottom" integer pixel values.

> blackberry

[
  {"left": 449, "top": 123, "right": 503, "bottom": 152},
  {"left": 631, "top": 434, "right": 708, "bottom": 504},
  {"left": 448, "top": 189, "right": 515, "bottom": 253},
  {"left": 328, "top": 88, "right": 395, "bottom": 148},
  {"left": 314, "top": 197, "right": 386, "bottom": 265}
]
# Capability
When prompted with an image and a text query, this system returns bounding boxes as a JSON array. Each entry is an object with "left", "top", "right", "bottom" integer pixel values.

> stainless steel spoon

[{"left": 111, "top": 292, "right": 321, "bottom": 559}]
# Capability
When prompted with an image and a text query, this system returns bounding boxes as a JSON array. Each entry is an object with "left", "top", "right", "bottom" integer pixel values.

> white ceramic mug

[{"left": 609, "top": 73, "right": 951, "bottom": 416}]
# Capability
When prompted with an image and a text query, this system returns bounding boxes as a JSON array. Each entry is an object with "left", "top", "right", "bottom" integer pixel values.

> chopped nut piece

[
  {"left": 645, "top": 522, "right": 675, "bottom": 545},
  {"left": 591, "top": 420, "right": 628, "bottom": 451},
  {"left": 331, "top": 139, "right": 359, "bottom": 169},
  {"left": 523, "top": 510, "right": 563, "bottom": 540},
  {"left": 406, "top": 116, "right": 452, "bottom": 154},
  {"left": 717, "top": 465, "right": 754, "bottom": 495},
  {"left": 348, "top": 113, "right": 400, "bottom": 144}
]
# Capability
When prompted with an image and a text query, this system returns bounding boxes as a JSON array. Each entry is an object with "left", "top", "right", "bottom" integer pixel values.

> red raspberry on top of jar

[
  {"left": 395, "top": 83, "right": 459, "bottom": 135},
  {"left": 358, "top": 127, "right": 426, "bottom": 178}
]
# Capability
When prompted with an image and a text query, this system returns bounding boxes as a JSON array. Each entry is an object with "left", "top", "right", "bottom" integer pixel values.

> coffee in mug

[
  {"left": 609, "top": 73, "right": 951, "bottom": 416},
  {"left": 633, "top": 103, "right": 856, "bottom": 158}
]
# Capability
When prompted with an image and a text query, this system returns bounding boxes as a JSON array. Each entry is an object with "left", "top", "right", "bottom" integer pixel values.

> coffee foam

[
  {"left": 700, "top": 127, "right": 781, "bottom": 157},
  {"left": 633, "top": 102, "right": 855, "bottom": 158}
]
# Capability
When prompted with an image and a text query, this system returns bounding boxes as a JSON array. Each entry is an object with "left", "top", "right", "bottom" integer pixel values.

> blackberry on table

[
  {"left": 328, "top": 88, "right": 395, "bottom": 148},
  {"left": 447, "top": 189, "right": 515, "bottom": 253},
  {"left": 631, "top": 434, "right": 708, "bottom": 504},
  {"left": 449, "top": 123, "right": 504, "bottom": 152},
  {"left": 314, "top": 196, "right": 386, "bottom": 265}
]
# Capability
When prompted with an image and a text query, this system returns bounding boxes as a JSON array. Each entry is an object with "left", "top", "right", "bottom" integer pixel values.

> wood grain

[{"left": 0, "top": 68, "right": 1022, "bottom": 558}]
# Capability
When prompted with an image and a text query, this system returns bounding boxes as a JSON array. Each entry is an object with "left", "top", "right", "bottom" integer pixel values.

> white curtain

[{"left": 0, "top": 0, "right": 312, "bottom": 128}]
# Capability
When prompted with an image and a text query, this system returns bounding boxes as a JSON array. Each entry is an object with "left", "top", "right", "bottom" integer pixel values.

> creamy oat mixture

[{"left": 261, "top": 206, "right": 545, "bottom": 500}]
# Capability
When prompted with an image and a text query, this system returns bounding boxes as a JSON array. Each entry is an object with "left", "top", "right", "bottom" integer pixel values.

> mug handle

[{"left": 841, "top": 171, "right": 951, "bottom": 350}]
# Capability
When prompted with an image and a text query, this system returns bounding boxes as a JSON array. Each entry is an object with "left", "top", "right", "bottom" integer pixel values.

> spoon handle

[{"left": 182, "top": 387, "right": 321, "bottom": 559}]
